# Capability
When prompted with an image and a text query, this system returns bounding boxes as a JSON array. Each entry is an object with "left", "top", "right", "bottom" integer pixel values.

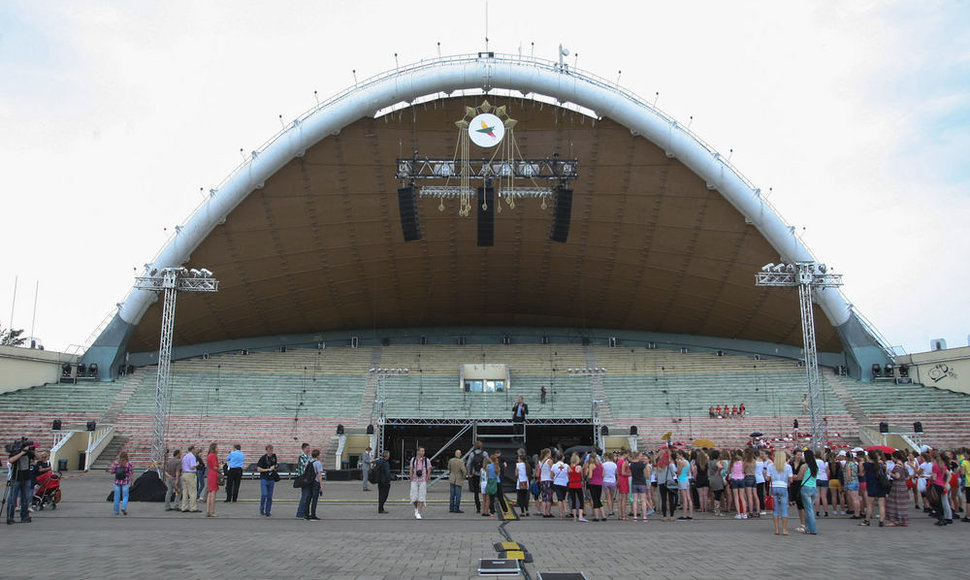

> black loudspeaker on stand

[
  {"left": 550, "top": 185, "right": 573, "bottom": 243},
  {"left": 477, "top": 185, "right": 494, "bottom": 247},
  {"left": 398, "top": 185, "right": 422, "bottom": 242}
]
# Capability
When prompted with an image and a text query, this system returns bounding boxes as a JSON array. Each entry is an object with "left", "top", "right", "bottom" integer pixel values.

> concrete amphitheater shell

[{"left": 83, "top": 53, "right": 891, "bottom": 380}]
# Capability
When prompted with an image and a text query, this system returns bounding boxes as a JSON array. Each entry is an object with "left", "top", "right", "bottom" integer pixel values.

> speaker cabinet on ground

[
  {"left": 477, "top": 186, "right": 494, "bottom": 247},
  {"left": 549, "top": 185, "right": 573, "bottom": 243},
  {"left": 398, "top": 186, "right": 422, "bottom": 241}
]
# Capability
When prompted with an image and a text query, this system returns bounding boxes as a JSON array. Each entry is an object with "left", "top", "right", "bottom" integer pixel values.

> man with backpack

[
  {"left": 295, "top": 443, "right": 313, "bottom": 519},
  {"left": 410, "top": 447, "right": 432, "bottom": 519},
  {"left": 466, "top": 440, "right": 487, "bottom": 513}
]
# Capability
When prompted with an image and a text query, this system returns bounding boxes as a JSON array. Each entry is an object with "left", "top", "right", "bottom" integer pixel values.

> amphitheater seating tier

[{"left": 3, "top": 345, "right": 969, "bottom": 467}]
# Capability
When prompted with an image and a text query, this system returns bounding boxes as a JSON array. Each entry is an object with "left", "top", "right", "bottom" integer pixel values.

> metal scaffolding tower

[
  {"left": 368, "top": 367, "right": 409, "bottom": 458},
  {"left": 134, "top": 267, "right": 219, "bottom": 471},
  {"left": 755, "top": 262, "right": 842, "bottom": 450}
]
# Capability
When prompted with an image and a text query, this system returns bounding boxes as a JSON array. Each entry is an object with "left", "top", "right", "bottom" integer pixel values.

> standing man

[
  {"left": 224, "top": 444, "right": 244, "bottom": 502},
  {"left": 5, "top": 442, "right": 34, "bottom": 525},
  {"left": 376, "top": 450, "right": 392, "bottom": 514},
  {"left": 180, "top": 445, "right": 200, "bottom": 513},
  {"left": 448, "top": 448, "right": 468, "bottom": 513},
  {"left": 359, "top": 446, "right": 373, "bottom": 492},
  {"left": 295, "top": 443, "right": 312, "bottom": 519},
  {"left": 305, "top": 449, "right": 323, "bottom": 521},
  {"left": 512, "top": 396, "right": 528, "bottom": 440},
  {"left": 410, "top": 447, "right": 431, "bottom": 519},
  {"left": 466, "top": 440, "right": 487, "bottom": 513},
  {"left": 164, "top": 449, "right": 182, "bottom": 511},
  {"left": 540, "top": 386, "right": 547, "bottom": 404}
]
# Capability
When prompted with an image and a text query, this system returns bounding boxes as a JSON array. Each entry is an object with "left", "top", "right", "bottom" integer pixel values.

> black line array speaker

[
  {"left": 477, "top": 185, "right": 494, "bottom": 247},
  {"left": 549, "top": 185, "right": 573, "bottom": 243},
  {"left": 398, "top": 185, "right": 422, "bottom": 242}
]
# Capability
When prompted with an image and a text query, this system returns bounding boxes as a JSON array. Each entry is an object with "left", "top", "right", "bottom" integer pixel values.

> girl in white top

[
  {"left": 538, "top": 449, "right": 554, "bottom": 517},
  {"left": 515, "top": 452, "right": 531, "bottom": 517},
  {"left": 552, "top": 453, "right": 570, "bottom": 518},
  {"left": 754, "top": 455, "right": 767, "bottom": 515},
  {"left": 816, "top": 456, "right": 830, "bottom": 516},
  {"left": 601, "top": 453, "right": 618, "bottom": 517}
]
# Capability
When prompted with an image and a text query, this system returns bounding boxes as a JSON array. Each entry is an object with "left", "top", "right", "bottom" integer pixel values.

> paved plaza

[{"left": 1, "top": 472, "right": 967, "bottom": 579}]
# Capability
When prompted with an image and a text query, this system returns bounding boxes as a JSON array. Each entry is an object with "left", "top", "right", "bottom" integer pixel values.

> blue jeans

[
  {"left": 306, "top": 482, "right": 320, "bottom": 518},
  {"left": 113, "top": 483, "right": 130, "bottom": 514},
  {"left": 771, "top": 487, "right": 789, "bottom": 518},
  {"left": 260, "top": 479, "right": 275, "bottom": 515},
  {"left": 801, "top": 486, "right": 818, "bottom": 533},
  {"left": 7, "top": 478, "right": 31, "bottom": 521},
  {"left": 449, "top": 483, "right": 462, "bottom": 511},
  {"left": 297, "top": 484, "right": 313, "bottom": 518}
]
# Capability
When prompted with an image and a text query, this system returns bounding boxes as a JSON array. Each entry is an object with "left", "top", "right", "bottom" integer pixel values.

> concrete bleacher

[
  {"left": 7, "top": 343, "right": 970, "bottom": 468},
  {"left": 376, "top": 344, "right": 592, "bottom": 419},
  {"left": 827, "top": 371, "right": 970, "bottom": 449}
]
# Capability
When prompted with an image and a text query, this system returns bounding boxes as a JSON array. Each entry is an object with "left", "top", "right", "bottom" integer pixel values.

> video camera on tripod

[{"left": 5, "top": 437, "right": 35, "bottom": 457}]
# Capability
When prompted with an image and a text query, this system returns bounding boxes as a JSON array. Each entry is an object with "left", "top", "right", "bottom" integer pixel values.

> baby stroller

[{"left": 32, "top": 471, "right": 62, "bottom": 510}]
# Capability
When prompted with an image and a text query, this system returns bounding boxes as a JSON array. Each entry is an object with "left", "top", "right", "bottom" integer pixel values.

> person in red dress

[{"left": 205, "top": 442, "right": 220, "bottom": 517}]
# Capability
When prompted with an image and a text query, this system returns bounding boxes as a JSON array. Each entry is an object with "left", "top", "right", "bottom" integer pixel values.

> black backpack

[
  {"left": 471, "top": 450, "right": 485, "bottom": 474},
  {"left": 368, "top": 462, "right": 380, "bottom": 485},
  {"left": 114, "top": 464, "right": 127, "bottom": 480},
  {"left": 293, "top": 460, "right": 316, "bottom": 488}
]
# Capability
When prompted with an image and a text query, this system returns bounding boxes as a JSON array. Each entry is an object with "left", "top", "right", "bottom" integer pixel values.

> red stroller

[{"left": 32, "top": 471, "right": 62, "bottom": 510}]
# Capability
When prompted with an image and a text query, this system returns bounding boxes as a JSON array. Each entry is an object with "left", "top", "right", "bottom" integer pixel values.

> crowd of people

[{"left": 450, "top": 441, "right": 970, "bottom": 535}]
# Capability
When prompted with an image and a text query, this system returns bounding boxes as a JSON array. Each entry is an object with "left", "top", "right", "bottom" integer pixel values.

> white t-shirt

[
  {"left": 552, "top": 461, "right": 569, "bottom": 486},
  {"left": 516, "top": 461, "right": 529, "bottom": 484},
  {"left": 816, "top": 459, "right": 829, "bottom": 481},
  {"left": 766, "top": 463, "right": 793, "bottom": 488},
  {"left": 540, "top": 460, "right": 553, "bottom": 482},
  {"left": 602, "top": 461, "right": 617, "bottom": 484},
  {"left": 754, "top": 460, "right": 766, "bottom": 484},
  {"left": 919, "top": 461, "right": 934, "bottom": 478}
]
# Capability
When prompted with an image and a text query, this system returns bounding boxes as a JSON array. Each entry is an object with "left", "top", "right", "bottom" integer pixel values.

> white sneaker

[
  {"left": 734, "top": 514, "right": 744, "bottom": 520},
  {"left": 646, "top": 509, "right": 655, "bottom": 515},
  {"left": 415, "top": 511, "right": 422, "bottom": 519}
]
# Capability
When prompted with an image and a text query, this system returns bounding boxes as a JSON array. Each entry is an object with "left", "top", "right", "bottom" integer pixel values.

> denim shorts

[
  {"left": 845, "top": 481, "right": 860, "bottom": 491},
  {"left": 730, "top": 478, "right": 744, "bottom": 489},
  {"left": 631, "top": 484, "right": 648, "bottom": 494},
  {"left": 743, "top": 475, "right": 756, "bottom": 489},
  {"left": 816, "top": 479, "right": 829, "bottom": 488}
]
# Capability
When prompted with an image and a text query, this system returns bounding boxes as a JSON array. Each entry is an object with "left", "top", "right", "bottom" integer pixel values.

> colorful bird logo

[{"left": 475, "top": 118, "right": 497, "bottom": 138}]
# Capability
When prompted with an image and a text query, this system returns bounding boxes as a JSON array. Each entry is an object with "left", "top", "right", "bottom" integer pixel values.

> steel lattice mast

[
  {"left": 755, "top": 262, "right": 842, "bottom": 450},
  {"left": 134, "top": 267, "right": 219, "bottom": 471}
]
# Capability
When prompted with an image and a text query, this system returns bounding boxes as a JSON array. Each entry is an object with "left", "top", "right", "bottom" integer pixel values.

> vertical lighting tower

[
  {"left": 367, "top": 367, "right": 409, "bottom": 458},
  {"left": 135, "top": 267, "right": 219, "bottom": 470},
  {"left": 755, "top": 262, "right": 842, "bottom": 450},
  {"left": 568, "top": 367, "right": 608, "bottom": 450}
]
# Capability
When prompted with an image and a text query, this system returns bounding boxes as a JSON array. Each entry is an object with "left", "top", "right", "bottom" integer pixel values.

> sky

[{"left": 1, "top": 1, "right": 968, "bottom": 356}]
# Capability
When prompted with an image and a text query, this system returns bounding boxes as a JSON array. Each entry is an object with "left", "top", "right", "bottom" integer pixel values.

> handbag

[
  {"left": 217, "top": 469, "right": 226, "bottom": 487},
  {"left": 518, "top": 481, "right": 528, "bottom": 490},
  {"left": 765, "top": 493, "right": 775, "bottom": 510},
  {"left": 270, "top": 470, "right": 281, "bottom": 482},
  {"left": 485, "top": 478, "right": 498, "bottom": 495}
]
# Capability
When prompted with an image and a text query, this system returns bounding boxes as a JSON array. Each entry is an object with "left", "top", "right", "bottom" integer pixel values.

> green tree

[{"left": 0, "top": 326, "right": 27, "bottom": 346}]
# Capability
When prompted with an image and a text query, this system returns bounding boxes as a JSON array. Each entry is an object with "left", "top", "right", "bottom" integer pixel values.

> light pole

[
  {"left": 568, "top": 367, "right": 608, "bottom": 450},
  {"left": 755, "top": 262, "right": 842, "bottom": 450},
  {"left": 135, "top": 267, "right": 219, "bottom": 471},
  {"left": 368, "top": 367, "right": 409, "bottom": 458}
]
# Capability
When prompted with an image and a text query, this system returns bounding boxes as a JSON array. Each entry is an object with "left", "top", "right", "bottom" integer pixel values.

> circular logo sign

[{"left": 468, "top": 113, "right": 505, "bottom": 148}]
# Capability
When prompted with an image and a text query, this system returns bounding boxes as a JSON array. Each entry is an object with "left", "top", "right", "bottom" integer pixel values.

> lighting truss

[
  {"left": 134, "top": 267, "right": 219, "bottom": 472},
  {"left": 369, "top": 367, "right": 410, "bottom": 457},
  {"left": 397, "top": 158, "right": 579, "bottom": 182},
  {"left": 755, "top": 262, "right": 843, "bottom": 450},
  {"left": 418, "top": 186, "right": 555, "bottom": 199}
]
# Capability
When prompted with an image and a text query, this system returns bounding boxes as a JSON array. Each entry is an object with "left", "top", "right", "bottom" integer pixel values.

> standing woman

[
  {"left": 567, "top": 453, "right": 588, "bottom": 522},
  {"left": 515, "top": 449, "right": 531, "bottom": 517},
  {"left": 729, "top": 450, "right": 746, "bottom": 519},
  {"left": 708, "top": 449, "right": 726, "bottom": 516},
  {"left": 586, "top": 452, "right": 605, "bottom": 521},
  {"left": 628, "top": 452, "right": 649, "bottom": 522},
  {"left": 796, "top": 449, "right": 819, "bottom": 535},
  {"left": 767, "top": 450, "right": 794, "bottom": 535},
  {"left": 616, "top": 449, "right": 631, "bottom": 521},
  {"left": 844, "top": 449, "right": 861, "bottom": 519},
  {"left": 205, "top": 442, "right": 220, "bottom": 517},
  {"left": 110, "top": 451, "right": 134, "bottom": 516},
  {"left": 538, "top": 448, "right": 554, "bottom": 517},
  {"left": 483, "top": 454, "right": 499, "bottom": 518},
  {"left": 742, "top": 448, "right": 759, "bottom": 518},
  {"left": 790, "top": 449, "right": 806, "bottom": 531},
  {"left": 255, "top": 444, "right": 278, "bottom": 517},
  {"left": 676, "top": 451, "right": 695, "bottom": 520},
  {"left": 859, "top": 450, "right": 886, "bottom": 527},
  {"left": 694, "top": 450, "right": 710, "bottom": 513},
  {"left": 601, "top": 452, "right": 618, "bottom": 518},
  {"left": 885, "top": 450, "right": 910, "bottom": 526}
]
